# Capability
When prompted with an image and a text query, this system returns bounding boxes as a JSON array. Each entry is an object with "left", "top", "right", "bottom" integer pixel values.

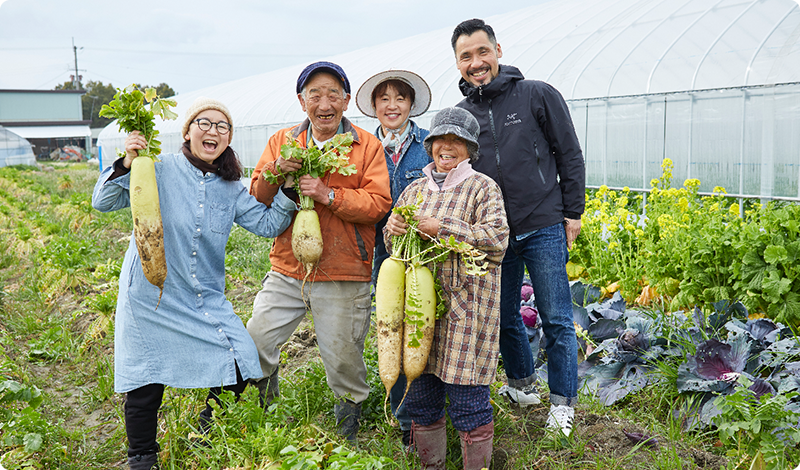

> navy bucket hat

[{"left": 296, "top": 61, "right": 351, "bottom": 95}]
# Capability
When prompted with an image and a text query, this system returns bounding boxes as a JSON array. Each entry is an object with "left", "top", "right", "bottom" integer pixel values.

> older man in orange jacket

[{"left": 247, "top": 61, "right": 391, "bottom": 442}]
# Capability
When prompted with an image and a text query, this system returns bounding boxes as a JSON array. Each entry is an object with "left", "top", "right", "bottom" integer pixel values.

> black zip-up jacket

[{"left": 457, "top": 65, "right": 585, "bottom": 236}]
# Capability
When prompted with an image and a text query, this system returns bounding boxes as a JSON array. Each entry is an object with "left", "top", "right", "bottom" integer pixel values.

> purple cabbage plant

[
  {"left": 566, "top": 284, "right": 800, "bottom": 432},
  {"left": 672, "top": 303, "right": 800, "bottom": 430}
]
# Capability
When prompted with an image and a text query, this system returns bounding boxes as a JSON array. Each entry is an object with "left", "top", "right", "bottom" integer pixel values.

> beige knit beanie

[{"left": 182, "top": 97, "right": 234, "bottom": 143}]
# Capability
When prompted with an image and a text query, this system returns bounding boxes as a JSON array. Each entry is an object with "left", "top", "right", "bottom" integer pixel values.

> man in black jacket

[{"left": 452, "top": 18, "right": 585, "bottom": 437}]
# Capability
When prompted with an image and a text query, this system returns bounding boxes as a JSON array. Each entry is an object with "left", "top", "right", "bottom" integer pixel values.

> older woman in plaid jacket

[{"left": 385, "top": 107, "right": 508, "bottom": 470}]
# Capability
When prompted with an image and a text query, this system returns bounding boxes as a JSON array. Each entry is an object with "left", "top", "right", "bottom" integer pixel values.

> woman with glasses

[{"left": 92, "top": 97, "right": 296, "bottom": 470}]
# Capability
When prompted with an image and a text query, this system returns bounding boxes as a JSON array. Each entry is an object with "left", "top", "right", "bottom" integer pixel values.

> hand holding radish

[
  {"left": 296, "top": 175, "right": 331, "bottom": 205},
  {"left": 100, "top": 86, "right": 177, "bottom": 307},
  {"left": 415, "top": 216, "right": 439, "bottom": 240},
  {"left": 276, "top": 156, "right": 302, "bottom": 188},
  {"left": 385, "top": 212, "right": 409, "bottom": 236},
  {"left": 123, "top": 131, "right": 148, "bottom": 169},
  {"left": 386, "top": 212, "right": 438, "bottom": 239},
  {"left": 276, "top": 155, "right": 302, "bottom": 175}
]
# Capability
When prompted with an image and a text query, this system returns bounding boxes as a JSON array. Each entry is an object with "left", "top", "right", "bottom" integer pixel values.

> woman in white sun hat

[{"left": 355, "top": 69, "right": 431, "bottom": 449}]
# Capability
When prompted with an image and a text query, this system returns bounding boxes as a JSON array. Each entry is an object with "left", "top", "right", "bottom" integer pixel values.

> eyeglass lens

[{"left": 195, "top": 118, "right": 230, "bottom": 134}]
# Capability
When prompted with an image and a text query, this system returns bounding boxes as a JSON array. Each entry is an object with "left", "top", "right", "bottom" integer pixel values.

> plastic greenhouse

[
  {"left": 0, "top": 126, "right": 36, "bottom": 168},
  {"left": 98, "top": 0, "right": 800, "bottom": 201}
]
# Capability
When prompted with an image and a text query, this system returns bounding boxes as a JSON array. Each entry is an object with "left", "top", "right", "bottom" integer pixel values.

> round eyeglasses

[{"left": 194, "top": 118, "right": 231, "bottom": 135}]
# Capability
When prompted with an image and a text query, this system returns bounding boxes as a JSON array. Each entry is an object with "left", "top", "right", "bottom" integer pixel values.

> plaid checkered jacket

[{"left": 389, "top": 162, "right": 509, "bottom": 385}]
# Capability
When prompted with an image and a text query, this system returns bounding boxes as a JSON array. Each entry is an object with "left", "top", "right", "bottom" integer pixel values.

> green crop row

[{"left": 570, "top": 158, "right": 800, "bottom": 327}]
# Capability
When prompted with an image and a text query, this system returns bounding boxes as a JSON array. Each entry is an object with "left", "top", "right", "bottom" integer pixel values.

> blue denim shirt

[
  {"left": 373, "top": 121, "right": 431, "bottom": 282},
  {"left": 92, "top": 153, "right": 296, "bottom": 393}
]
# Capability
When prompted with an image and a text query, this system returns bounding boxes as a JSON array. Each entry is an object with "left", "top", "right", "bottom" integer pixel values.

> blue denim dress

[
  {"left": 372, "top": 121, "right": 431, "bottom": 282},
  {"left": 92, "top": 153, "right": 296, "bottom": 393}
]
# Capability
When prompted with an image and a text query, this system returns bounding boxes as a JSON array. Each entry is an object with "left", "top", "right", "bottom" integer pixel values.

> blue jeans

[{"left": 501, "top": 222, "right": 578, "bottom": 407}]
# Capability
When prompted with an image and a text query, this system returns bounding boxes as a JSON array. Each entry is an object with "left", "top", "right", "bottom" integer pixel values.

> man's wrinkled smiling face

[
  {"left": 298, "top": 72, "right": 350, "bottom": 142},
  {"left": 454, "top": 30, "right": 503, "bottom": 88}
]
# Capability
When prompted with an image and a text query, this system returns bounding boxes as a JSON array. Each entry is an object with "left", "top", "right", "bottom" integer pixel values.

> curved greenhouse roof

[
  {"left": 99, "top": 0, "right": 800, "bottom": 171},
  {"left": 0, "top": 126, "right": 36, "bottom": 167}
]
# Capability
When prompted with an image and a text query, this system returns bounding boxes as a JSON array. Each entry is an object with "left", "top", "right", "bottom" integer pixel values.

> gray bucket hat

[
  {"left": 355, "top": 70, "right": 431, "bottom": 118},
  {"left": 423, "top": 107, "right": 481, "bottom": 162}
]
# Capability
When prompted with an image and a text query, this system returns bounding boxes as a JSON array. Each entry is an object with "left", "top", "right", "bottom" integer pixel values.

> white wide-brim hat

[{"left": 355, "top": 70, "right": 431, "bottom": 118}]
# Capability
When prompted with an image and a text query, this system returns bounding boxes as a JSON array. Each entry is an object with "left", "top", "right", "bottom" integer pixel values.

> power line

[
  {"left": 0, "top": 47, "right": 69, "bottom": 51},
  {"left": 33, "top": 69, "right": 74, "bottom": 89},
  {"left": 0, "top": 45, "right": 325, "bottom": 58},
  {"left": 85, "top": 47, "right": 325, "bottom": 58}
]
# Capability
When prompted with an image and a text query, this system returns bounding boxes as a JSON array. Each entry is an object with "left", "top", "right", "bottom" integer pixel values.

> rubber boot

[
  {"left": 459, "top": 421, "right": 493, "bottom": 470},
  {"left": 412, "top": 417, "right": 447, "bottom": 469},
  {"left": 334, "top": 398, "right": 362, "bottom": 442},
  {"left": 251, "top": 366, "right": 279, "bottom": 410},
  {"left": 128, "top": 452, "right": 159, "bottom": 470}
]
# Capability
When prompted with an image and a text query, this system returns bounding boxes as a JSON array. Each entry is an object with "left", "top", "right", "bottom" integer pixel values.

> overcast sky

[{"left": 0, "top": 0, "right": 548, "bottom": 95}]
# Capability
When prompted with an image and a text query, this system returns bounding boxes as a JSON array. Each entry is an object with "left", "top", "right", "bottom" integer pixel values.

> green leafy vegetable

[
  {"left": 388, "top": 193, "right": 493, "bottom": 345},
  {"left": 264, "top": 132, "right": 356, "bottom": 210},
  {"left": 98, "top": 85, "right": 178, "bottom": 159}
]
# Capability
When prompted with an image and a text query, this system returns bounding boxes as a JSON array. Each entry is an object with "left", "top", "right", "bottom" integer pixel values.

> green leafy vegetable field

[{"left": 1, "top": 162, "right": 797, "bottom": 469}]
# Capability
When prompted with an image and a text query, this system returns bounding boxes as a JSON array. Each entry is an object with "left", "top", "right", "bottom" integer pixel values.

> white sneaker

[
  {"left": 497, "top": 384, "right": 541, "bottom": 406},
  {"left": 546, "top": 404, "right": 574, "bottom": 437}
]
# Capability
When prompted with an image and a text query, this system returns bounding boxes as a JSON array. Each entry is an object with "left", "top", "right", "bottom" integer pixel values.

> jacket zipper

[
  {"left": 487, "top": 98, "right": 513, "bottom": 232},
  {"left": 534, "top": 142, "right": 546, "bottom": 184}
]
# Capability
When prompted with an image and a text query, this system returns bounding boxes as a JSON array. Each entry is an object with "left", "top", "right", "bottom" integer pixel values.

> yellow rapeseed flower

[
  {"left": 713, "top": 186, "right": 727, "bottom": 195},
  {"left": 650, "top": 178, "right": 659, "bottom": 188},
  {"left": 623, "top": 186, "right": 630, "bottom": 193},
  {"left": 684, "top": 179, "right": 701, "bottom": 191},
  {"left": 635, "top": 229, "right": 644, "bottom": 238},
  {"left": 678, "top": 197, "right": 689, "bottom": 212},
  {"left": 608, "top": 242, "right": 619, "bottom": 250},
  {"left": 625, "top": 223, "right": 636, "bottom": 232},
  {"left": 729, "top": 203, "right": 740, "bottom": 215}
]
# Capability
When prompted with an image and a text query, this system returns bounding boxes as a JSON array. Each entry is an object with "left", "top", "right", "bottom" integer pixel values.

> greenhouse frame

[
  {"left": 98, "top": 0, "right": 800, "bottom": 201},
  {"left": 0, "top": 126, "right": 36, "bottom": 168}
]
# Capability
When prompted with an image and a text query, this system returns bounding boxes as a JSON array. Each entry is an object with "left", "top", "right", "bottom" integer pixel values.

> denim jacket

[
  {"left": 381, "top": 121, "right": 431, "bottom": 204},
  {"left": 92, "top": 153, "right": 296, "bottom": 393},
  {"left": 373, "top": 120, "right": 431, "bottom": 281}
]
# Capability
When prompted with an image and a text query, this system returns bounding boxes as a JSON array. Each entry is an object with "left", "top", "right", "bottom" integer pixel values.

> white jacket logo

[{"left": 505, "top": 113, "right": 522, "bottom": 127}]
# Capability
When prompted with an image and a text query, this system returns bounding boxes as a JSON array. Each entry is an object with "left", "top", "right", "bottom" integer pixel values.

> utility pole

[{"left": 72, "top": 37, "right": 82, "bottom": 89}]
